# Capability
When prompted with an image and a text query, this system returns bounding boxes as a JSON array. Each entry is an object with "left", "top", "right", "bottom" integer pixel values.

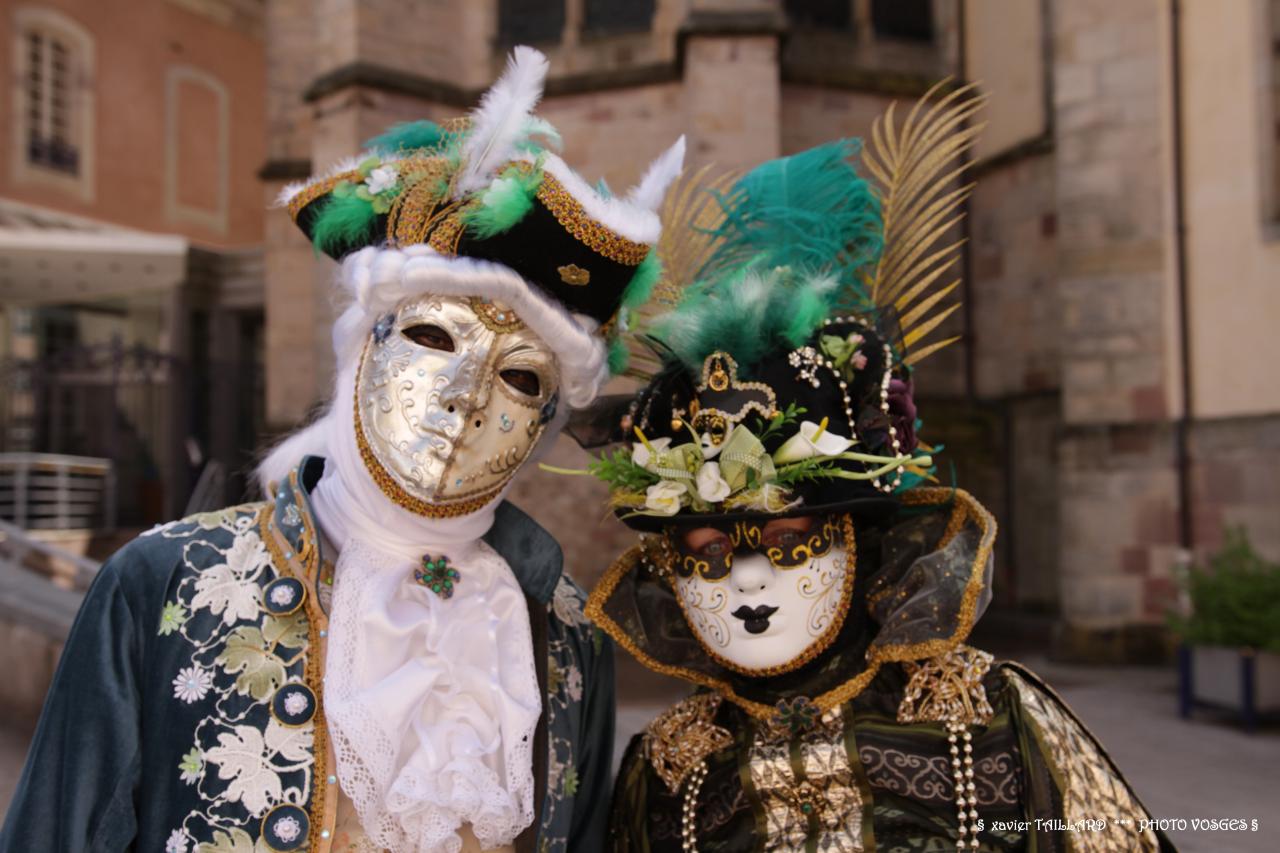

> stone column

[
  {"left": 681, "top": 1, "right": 785, "bottom": 168},
  {"left": 1051, "top": 0, "right": 1183, "bottom": 660}
]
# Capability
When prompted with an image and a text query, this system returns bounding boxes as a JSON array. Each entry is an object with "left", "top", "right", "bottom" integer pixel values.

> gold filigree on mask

[
  {"left": 669, "top": 517, "right": 839, "bottom": 582},
  {"left": 468, "top": 296, "right": 527, "bottom": 334},
  {"left": 763, "top": 517, "right": 838, "bottom": 568}
]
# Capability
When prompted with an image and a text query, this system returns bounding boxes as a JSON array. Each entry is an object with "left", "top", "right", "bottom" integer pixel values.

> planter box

[
  {"left": 1190, "top": 646, "right": 1280, "bottom": 712},
  {"left": 1179, "top": 645, "right": 1280, "bottom": 731}
]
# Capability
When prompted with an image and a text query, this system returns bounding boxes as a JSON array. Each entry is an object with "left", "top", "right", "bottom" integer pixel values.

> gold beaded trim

[
  {"left": 426, "top": 209, "right": 466, "bottom": 256},
  {"left": 536, "top": 171, "right": 650, "bottom": 266},
  {"left": 386, "top": 164, "right": 452, "bottom": 246},
  {"left": 286, "top": 170, "right": 363, "bottom": 220},
  {"left": 352, "top": 385, "right": 504, "bottom": 519},
  {"left": 468, "top": 296, "right": 527, "bottom": 333}
]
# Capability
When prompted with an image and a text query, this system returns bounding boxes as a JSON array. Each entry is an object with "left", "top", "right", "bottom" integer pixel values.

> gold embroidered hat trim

[
  {"left": 584, "top": 487, "right": 996, "bottom": 721},
  {"left": 536, "top": 171, "right": 650, "bottom": 266},
  {"left": 287, "top": 170, "right": 364, "bottom": 220}
]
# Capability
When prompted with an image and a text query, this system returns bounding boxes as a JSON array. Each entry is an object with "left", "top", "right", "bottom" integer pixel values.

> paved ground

[{"left": 2, "top": 656, "right": 1275, "bottom": 850}]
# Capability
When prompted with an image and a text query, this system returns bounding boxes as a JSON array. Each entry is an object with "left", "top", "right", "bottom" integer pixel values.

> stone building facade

[{"left": 260, "top": 0, "right": 1280, "bottom": 660}]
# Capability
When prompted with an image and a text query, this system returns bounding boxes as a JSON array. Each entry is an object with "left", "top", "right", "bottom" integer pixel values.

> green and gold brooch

[{"left": 415, "top": 555, "right": 460, "bottom": 599}]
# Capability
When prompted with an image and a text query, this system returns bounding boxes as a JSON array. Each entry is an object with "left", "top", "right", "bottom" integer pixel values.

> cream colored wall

[
  {"left": 964, "top": 0, "right": 1045, "bottom": 161},
  {"left": 1180, "top": 0, "right": 1280, "bottom": 418}
]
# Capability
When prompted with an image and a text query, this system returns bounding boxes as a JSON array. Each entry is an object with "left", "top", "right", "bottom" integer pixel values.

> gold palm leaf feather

[
  {"left": 623, "top": 163, "right": 740, "bottom": 380},
  {"left": 862, "top": 78, "right": 986, "bottom": 367}
]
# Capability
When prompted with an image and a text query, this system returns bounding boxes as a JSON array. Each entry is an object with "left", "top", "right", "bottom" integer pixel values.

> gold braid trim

[
  {"left": 536, "top": 171, "right": 650, "bottom": 266},
  {"left": 586, "top": 488, "right": 996, "bottom": 721},
  {"left": 286, "top": 170, "right": 363, "bottom": 220},
  {"left": 256, "top": 496, "right": 333, "bottom": 849}
]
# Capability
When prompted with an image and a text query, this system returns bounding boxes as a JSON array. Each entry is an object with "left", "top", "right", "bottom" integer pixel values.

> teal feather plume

[
  {"left": 652, "top": 140, "right": 882, "bottom": 374},
  {"left": 365, "top": 121, "right": 449, "bottom": 156},
  {"left": 656, "top": 266, "right": 839, "bottom": 376},
  {"left": 698, "top": 139, "right": 882, "bottom": 291}
]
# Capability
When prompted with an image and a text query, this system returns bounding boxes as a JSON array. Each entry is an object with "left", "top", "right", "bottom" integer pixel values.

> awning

[{"left": 0, "top": 199, "right": 188, "bottom": 304}]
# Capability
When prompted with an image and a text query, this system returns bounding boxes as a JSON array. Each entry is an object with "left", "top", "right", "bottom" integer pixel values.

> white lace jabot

[{"left": 309, "top": 372, "right": 541, "bottom": 853}]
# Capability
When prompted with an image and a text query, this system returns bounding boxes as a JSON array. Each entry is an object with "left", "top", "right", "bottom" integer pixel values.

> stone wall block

[{"left": 1060, "top": 574, "right": 1144, "bottom": 627}]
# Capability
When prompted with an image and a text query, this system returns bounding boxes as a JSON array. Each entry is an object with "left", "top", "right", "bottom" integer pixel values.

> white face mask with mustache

[{"left": 671, "top": 516, "right": 855, "bottom": 675}]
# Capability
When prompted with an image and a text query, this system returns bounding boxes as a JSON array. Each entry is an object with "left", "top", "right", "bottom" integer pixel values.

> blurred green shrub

[{"left": 1169, "top": 527, "right": 1280, "bottom": 653}]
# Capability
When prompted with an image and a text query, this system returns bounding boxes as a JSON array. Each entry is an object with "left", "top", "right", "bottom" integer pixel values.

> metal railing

[
  {"left": 0, "top": 452, "right": 115, "bottom": 531},
  {"left": 0, "top": 517, "right": 101, "bottom": 591}
]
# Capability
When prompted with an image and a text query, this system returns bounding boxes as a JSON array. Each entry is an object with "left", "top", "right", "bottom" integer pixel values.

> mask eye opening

[
  {"left": 500, "top": 368, "right": 541, "bottom": 397},
  {"left": 403, "top": 323, "right": 456, "bottom": 352}
]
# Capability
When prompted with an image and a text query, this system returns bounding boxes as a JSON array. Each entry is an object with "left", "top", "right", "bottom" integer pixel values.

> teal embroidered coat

[{"left": 0, "top": 456, "right": 614, "bottom": 853}]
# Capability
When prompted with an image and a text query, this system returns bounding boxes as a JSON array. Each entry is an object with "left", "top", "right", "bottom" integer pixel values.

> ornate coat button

[
  {"left": 260, "top": 803, "right": 309, "bottom": 851},
  {"left": 263, "top": 577, "right": 306, "bottom": 616},
  {"left": 271, "top": 683, "right": 317, "bottom": 728}
]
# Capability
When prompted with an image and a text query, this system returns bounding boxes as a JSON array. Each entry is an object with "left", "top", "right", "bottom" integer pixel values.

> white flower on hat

[
  {"left": 773, "top": 418, "right": 854, "bottom": 464},
  {"left": 631, "top": 436, "right": 673, "bottom": 471},
  {"left": 365, "top": 165, "right": 398, "bottom": 195},
  {"left": 695, "top": 461, "right": 731, "bottom": 504},
  {"left": 644, "top": 481, "right": 687, "bottom": 516}
]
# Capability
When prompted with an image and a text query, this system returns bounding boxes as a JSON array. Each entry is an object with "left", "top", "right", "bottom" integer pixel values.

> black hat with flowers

[{"left": 565, "top": 83, "right": 985, "bottom": 531}]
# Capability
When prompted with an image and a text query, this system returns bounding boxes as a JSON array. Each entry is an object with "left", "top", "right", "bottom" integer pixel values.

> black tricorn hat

[{"left": 280, "top": 46, "right": 684, "bottom": 335}]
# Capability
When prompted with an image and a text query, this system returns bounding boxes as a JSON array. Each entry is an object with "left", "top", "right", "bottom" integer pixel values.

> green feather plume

[
  {"left": 622, "top": 251, "right": 661, "bottom": 310},
  {"left": 656, "top": 266, "right": 838, "bottom": 375},
  {"left": 607, "top": 336, "right": 630, "bottom": 374},
  {"left": 311, "top": 193, "right": 379, "bottom": 257},
  {"left": 460, "top": 163, "right": 544, "bottom": 238}
]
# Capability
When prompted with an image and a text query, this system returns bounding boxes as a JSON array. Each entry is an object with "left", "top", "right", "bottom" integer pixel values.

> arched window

[{"left": 10, "top": 6, "right": 95, "bottom": 199}]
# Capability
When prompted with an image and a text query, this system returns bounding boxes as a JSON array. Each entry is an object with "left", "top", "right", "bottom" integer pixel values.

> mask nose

[
  {"left": 731, "top": 553, "right": 775, "bottom": 595},
  {"left": 437, "top": 352, "right": 488, "bottom": 414}
]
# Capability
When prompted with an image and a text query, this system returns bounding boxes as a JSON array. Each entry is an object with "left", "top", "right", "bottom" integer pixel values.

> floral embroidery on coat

[
  {"left": 541, "top": 575, "right": 595, "bottom": 842},
  {"left": 151, "top": 505, "right": 314, "bottom": 853}
]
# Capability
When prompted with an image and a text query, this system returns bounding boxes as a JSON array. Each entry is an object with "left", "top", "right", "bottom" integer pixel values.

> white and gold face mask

[
  {"left": 353, "top": 293, "right": 561, "bottom": 517},
  {"left": 667, "top": 515, "right": 855, "bottom": 675}
]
